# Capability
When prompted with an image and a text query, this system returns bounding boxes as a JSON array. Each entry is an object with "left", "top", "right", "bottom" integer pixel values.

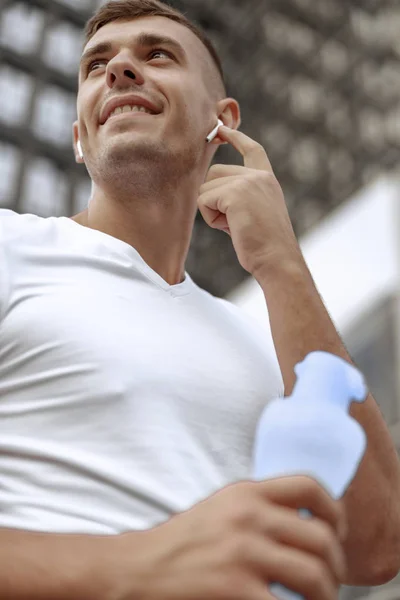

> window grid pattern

[{"left": 2, "top": 0, "right": 398, "bottom": 299}]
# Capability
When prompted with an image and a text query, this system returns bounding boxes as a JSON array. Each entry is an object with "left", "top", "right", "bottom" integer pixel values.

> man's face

[{"left": 76, "top": 16, "right": 222, "bottom": 181}]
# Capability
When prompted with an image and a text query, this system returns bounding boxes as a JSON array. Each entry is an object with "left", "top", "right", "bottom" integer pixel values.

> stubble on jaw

[{"left": 87, "top": 134, "right": 204, "bottom": 206}]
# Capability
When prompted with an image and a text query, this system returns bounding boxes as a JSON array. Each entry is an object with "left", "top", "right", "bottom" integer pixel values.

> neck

[{"left": 71, "top": 168, "right": 204, "bottom": 286}]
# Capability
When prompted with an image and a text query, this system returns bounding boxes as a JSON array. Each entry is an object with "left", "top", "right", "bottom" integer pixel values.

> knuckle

[
  {"left": 208, "top": 163, "right": 218, "bottom": 172},
  {"left": 228, "top": 483, "right": 260, "bottom": 528},
  {"left": 298, "top": 476, "right": 326, "bottom": 504},
  {"left": 258, "top": 171, "right": 272, "bottom": 184},
  {"left": 208, "top": 164, "right": 223, "bottom": 178},
  {"left": 246, "top": 171, "right": 264, "bottom": 188},
  {"left": 248, "top": 141, "right": 263, "bottom": 154},
  {"left": 227, "top": 504, "right": 258, "bottom": 530},
  {"left": 300, "top": 475, "right": 321, "bottom": 493}
]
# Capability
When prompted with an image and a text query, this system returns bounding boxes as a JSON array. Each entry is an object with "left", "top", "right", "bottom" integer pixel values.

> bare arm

[
  {"left": 0, "top": 528, "right": 136, "bottom": 600},
  {"left": 197, "top": 123, "right": 400, "bottom": 586},
  {"left": 0, "top": 478, "right": 346, "bottom": 600},
  {"left": 254, "top": 255, "right": 400, "bottom": 586}
]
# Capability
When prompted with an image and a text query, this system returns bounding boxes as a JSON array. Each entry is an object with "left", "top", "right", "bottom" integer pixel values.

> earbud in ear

[
  {"left": 77, "top": 140, "right": 84, "bottom": 160},
  {"left": 206, "top": 119, "right": 224, "bottom": 144}
]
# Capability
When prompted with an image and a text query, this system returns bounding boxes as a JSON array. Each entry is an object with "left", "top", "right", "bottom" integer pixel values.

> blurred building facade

[{"left": 1, "top": 0, "right": 400, "bottom": 596}]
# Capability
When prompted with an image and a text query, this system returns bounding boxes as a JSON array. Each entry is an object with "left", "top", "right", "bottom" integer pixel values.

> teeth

[{"left": 109, "top": 104, "right": 153, "bottom": 119}]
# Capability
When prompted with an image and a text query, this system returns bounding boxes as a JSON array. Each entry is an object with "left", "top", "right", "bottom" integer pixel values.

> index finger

[{"left": 217, "top": 126, "right": 274, "bottom": 172}]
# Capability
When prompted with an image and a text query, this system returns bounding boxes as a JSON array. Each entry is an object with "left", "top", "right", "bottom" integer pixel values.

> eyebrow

[{"left": 80, "top": 33, "right": 187, "bottom": 71}]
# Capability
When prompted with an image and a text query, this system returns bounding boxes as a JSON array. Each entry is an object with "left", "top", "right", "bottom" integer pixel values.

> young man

[{"left": 0, "top": 1, "right": 399, "bottom": 598}]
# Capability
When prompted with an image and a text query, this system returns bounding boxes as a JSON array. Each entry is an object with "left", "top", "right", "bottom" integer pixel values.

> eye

[
  {"left": 87, "top": 59, "right": 107, "bottom": 73},
  {"left": 149, "top": 49, "right": 173, "bottom": 61}
]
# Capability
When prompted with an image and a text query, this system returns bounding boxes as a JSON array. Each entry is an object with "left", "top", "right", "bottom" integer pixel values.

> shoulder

[
  {"left": 0, "top": 208, "right": 22, "bottom": 231},
  {"left": 0, "top": 209, "right": 64, "bottom": 249},
  {"left": 0, "top": 209, "right": 46, "bottom": 241},
  {"left": 0, "top": 208, "right": 42, "bottom": 224},
  {"left": 0, "top": 210, "right": 39, "bottom": 320}
]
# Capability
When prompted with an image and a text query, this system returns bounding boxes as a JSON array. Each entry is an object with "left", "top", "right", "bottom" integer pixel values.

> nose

[{"left": 106, "top": 52, "right": 145, "bottom": 88}]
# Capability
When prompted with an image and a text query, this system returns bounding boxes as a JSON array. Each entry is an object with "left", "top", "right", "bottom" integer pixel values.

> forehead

[{"left": 83, "top": 15, "right": 209, "bottom": 66}]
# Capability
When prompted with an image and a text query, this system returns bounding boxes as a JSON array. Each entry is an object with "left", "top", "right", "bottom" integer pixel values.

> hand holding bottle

[
  {"left": 253, "top": 351, "right": 368, "bottom": 600},
  {"left": 115, "top": 476, "right": 346, "bottom": 600}
]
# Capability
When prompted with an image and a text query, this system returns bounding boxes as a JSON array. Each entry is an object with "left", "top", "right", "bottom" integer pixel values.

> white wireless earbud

[
  {"left": 206, "top": 119, "right": 224, "bottom": 143},
  {"left": 77, "top": 140, "right": 84, "bottom": 160}
]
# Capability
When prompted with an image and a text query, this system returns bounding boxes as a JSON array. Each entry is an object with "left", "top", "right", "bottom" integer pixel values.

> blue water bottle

[{"left": 253, "top": 351, "right": 368, "bottom": 600}]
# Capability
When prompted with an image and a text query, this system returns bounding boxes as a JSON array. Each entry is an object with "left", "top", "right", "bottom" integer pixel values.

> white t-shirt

[{"left": 0, "top": 209, "right": 284, "bottom": 534}]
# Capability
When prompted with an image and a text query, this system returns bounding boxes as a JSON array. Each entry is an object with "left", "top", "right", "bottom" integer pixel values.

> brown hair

[{"left": 84, "top": 0, "right": 225, "bottom": 86}]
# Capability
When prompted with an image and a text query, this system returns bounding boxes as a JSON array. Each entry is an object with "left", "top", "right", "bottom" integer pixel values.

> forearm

[
  {"left": 0, "top": 527, "right": 136, "bottom": 600},
  {"left": 254, "top": 253, "right": 400, "bottom": 584}
]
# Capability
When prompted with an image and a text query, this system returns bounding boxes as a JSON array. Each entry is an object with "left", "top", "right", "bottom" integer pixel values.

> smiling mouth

[{"left": 104, "top": 104, "right": 159, "bottom": 125}]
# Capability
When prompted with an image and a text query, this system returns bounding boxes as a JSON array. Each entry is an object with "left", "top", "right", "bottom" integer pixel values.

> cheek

[
  {"left": 149, "top": 74, "right": 209, "bottom": 137},
  {"left": 76, "top": 99, "right": 88, "bottom": 135},
  {"left": 77, "top": 86, "right": 100, "bottom": 133},
  {"left": 77, "top": 113, "right": 89, "bottom": 139},
  {"left": 159, "top": 75, "right": 200, "bottom": 117},
  {"left": 173, "top": 92, "right": 207, "bottom": 131}
]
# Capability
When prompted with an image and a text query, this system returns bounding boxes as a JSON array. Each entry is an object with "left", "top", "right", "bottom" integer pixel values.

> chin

[
  {"left": 94, "top": 145, "right": 161, "bottom": 183},
  {"left": 108, "top": 137, "right": 170, "bottom": 164}
]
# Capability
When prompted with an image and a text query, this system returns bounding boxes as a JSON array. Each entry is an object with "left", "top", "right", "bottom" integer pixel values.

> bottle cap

[{"left": 293, "top": 351, "right": 367, "bottom": 411}]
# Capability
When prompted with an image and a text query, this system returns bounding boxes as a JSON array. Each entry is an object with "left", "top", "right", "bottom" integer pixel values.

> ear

[
  {"left": 219, "top": 98, "right": 241, "bottom": 130},
  {"left": 72, "top": 120, "right": 85, "bottom": 163},
  {"left": 208, "top": 98, "right": 241, "bottom": 146}
]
